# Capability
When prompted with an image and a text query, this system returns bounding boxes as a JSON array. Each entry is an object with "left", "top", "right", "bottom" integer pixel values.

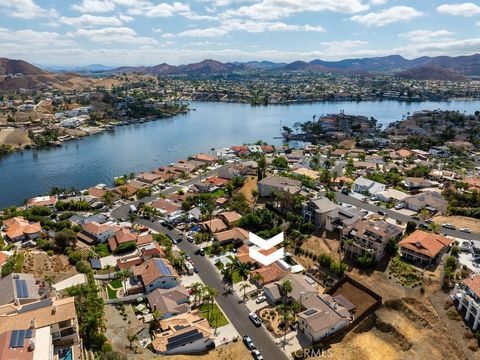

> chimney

[
  {"left": 29, "top": 338, "right": 35, "bottom": 351},
  {"left": 52, "top": 304, "right": 57, "bottom": 314},
  {"left": 30, "top": 318, "right": 35, "bottom": 329}
]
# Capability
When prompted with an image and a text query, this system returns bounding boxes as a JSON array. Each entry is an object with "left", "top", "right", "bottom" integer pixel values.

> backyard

[
  {"left": 107, "top": 279, "right": 123, "bottom": 299},
  {"left": 199, "top": 303, "right": 229, "bottom": 328},
  {"left": 387, "top": 256, "right": 424, "bottom": 288}
]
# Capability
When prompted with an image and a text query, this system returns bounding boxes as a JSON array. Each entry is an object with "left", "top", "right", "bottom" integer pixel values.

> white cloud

[
  {"left": 224, "top": 0, "right": 369, "bottom": 20},
  {"left": 437, "top": 3, "right": 480, "bottom": 16},
  {"left": 351, "top": 6, "right": 423, "bottom": 27},
  {"left": 370, "top": 0, "right": 387, "bottom": 4},
  {"left": 72, "top": 0, "right": 116, "bottom": 13},
  {"left": 0, "top": 27, "right": 75, "bottom": 47},
  {"left": 172, "top": 20, "right": 326, "bottom": 37},
  {"left": 321, "top": 40, "right": 368, "bottom": 51},
  {"left": 60, "top": 14, "right": 131, "bottom": 27},
  {"left": 0, "top": 0, "right": 57, "bottom": 19},
  {"left": 399, "top": 29, "right": 454, "bottom": 43},
  {"left": 72, "top": 27, "right": 158, "bottom": 44}
]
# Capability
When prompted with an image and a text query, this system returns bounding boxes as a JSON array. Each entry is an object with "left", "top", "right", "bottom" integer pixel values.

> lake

[{"left": 1, "top": 99, "right": 479, "bottom": 208}]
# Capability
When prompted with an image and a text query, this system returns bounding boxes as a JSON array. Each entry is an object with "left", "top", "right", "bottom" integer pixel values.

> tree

[
  {"left": 119, "top": 186, "right": 129, "bottom": 199},
  {"left": 117, "top": 269, "right": 131, "bottom": 295},
  {"left": 250, "top": 272, "right": 264, "bottom": 285},
  {"left": 102, "top": 190, "right": 115, "bottom": 207},
  {"left": 189, "top": 282, "right": 203, "bottom": 307},
  {"left": 272, "top": 157, "right": 288, "bottom": 169},
  {"left": 257, "top": 156, "right": 267, "bottom": 180},
  {"left": 44, "top": 275, "right": 55, "bottom": 294},
  {"left": 386, "top": 238, "right": 399, "bottom": 256},
  {"left": 127, "top": 334, "right": 137, "bottom": 350},
  {"left": 54, "top": 228, "right": 77, "bottom": 251},
  {"left": 280, "top": 280, "right": 293, "bottom": 348},
  {"left": 239, "top": 283, "right": 251, "bottom": 302},
  {"left": 405, "top": 221, "right": 417, "bottom": 235}
]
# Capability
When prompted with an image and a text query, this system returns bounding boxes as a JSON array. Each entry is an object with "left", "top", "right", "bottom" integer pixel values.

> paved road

[
  {"left": 137, "top": 219, "right": 288, "bottom": 360},
  {"left": 110, "top": 162, "right": 235, "bottom": 220},
  {"left": 335, "top": 192, "right": 480, "bottom": 240}
]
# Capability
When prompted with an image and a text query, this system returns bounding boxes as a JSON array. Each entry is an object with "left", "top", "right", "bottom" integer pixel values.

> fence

[
  {"left": 105, "top": 293, "right": 144, "bottom": 304},
  {"left": 93, "top": 272, "right": 119, "bottom": 280}
]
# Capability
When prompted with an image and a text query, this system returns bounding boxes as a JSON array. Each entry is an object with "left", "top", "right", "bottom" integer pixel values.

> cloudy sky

[{"left": 1, "top": 0, "right": 480, "bottom": 66}]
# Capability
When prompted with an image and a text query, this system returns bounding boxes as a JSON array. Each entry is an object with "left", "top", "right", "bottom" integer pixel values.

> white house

[
  {"left": 452, "top": 275, "right": 480, "bottom": 330},
  {"left": 352, "top": 177, "right": 385, "bottom": 195},
  {"left": 134, "top": 258, "right": 179, "bottom": 294}
]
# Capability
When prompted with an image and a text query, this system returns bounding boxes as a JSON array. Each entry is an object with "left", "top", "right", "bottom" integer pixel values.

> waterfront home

[
  {"left": 0, "top": 273, "right": 40, "bottom": 306},
  {"left": 258, "top": 175, "right": 301, "bottom": 197},
  {"left": 137, "top": 172, "right": 164, "bottom": 184},
  {"left": 399, "top": 230, "right": 452, "bottom": 266},
  {"left": 147, "top": 286, "right": 190, "bottom": 319},
  {"left": 352, "top": 177, "right": 386, "bottom": 195},
  {"left": 151, "top": 311, "right": 214, "bottom": 355},
  {"left": 452, "top": 275, "right": 480, "bottom": 330},
  {"left": 343, "top": 220, "right": 403, "bottom": 262},
  {"left": 192, "top": 153, "right": 217, "bottom": 164},
  {"left": 113, "top": 184, "right": 137, "bottom": 198},
  {"left": 297, "top": 294, "right": 353, "bottom": 343},
  {"left": 133, "top": 258, "right": 179, "bottom": 294},
  {"left": 0, "top": 296, "right": 79, "bottom": 349},
  {"left": 403, "top": 191, "right": 448, "bottom": 214},
  {"left": 26, "top": 195, "right": 57, "bottom": 209},
  {"left": 3, "top": 217, "right": 42, "bottom": 242}
]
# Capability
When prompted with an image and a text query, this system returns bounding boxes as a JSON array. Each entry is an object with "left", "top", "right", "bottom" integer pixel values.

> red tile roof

[{"left": 399, "top": 230, "right": 452, "bottom": 259}]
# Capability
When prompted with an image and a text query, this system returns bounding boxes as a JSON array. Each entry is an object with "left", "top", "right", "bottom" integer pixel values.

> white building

[
  {"left": 452, "top": 275, "right": 480, "bottom": 330},
  {"left": 352, "top": 177, "right": 386, "bottom": 195}
]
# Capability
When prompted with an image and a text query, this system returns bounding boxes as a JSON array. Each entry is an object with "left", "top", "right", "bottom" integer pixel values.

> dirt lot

[
  {"left": 162, "top": 342, "right": 251, "bottom": 360},
  {"left": 332, "top": 281, "right": 377, "bottom": 317},
  {"left": 301, "top": 235, "right": 340, "bottom": 258},
  {"left": 22, "top": 251, "right": 78, "bottom": 283},
  {"left": 0, "top": 128, "right": 32, "bottom": 148},
  {"left": 433, "top": 215, "right": 480, "bottom": 233},
  {"left": 239, "top": 176, "right": 258, "bottom": 205}
]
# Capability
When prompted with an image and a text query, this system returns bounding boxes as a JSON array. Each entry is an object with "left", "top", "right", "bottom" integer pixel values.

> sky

[{"left": 1, "top": 0, "right": 480, "bottom": 66}]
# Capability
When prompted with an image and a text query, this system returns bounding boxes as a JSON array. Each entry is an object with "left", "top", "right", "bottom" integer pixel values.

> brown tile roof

[
  {"left": 220, "top": 211, "right": 242, "bottom": 225},
  {"left": 250, "top": 262, "right": 287, "bottom": 285},
  {"left": 26, "top": 195, "right": 57, "bottom": 207},
  {"left": 4, "top": 217, "right": 42, "bottom": 240},
  {"left": 151, "top": 199, "right": 181, "bottom": 215},
  {"left": 399, "top": 230, "right": 452, "bottom": 259},
  {"left": 0, "top": 252, "right": 10, "bottom": 267},
  {"left": 88, "top": 186, "right": 107, "bottom": 199},
  {"left": 464, "top": 275, "right": 480, "bottom": 298},
  {"left": 199, "top": 218, "right": 227, "bottom": 233},
  {"left": 134, "top": 258, "right": 178, "bottom": 286}
]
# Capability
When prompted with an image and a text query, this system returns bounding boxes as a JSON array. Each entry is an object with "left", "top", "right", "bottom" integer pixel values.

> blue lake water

[{"left": 1, "top": 100, "right": 480, "bottom": 208}]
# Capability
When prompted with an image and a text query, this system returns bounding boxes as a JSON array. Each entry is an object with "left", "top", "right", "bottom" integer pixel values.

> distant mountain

[
  {"left": 396, "top": 65, "right": 468, "bottom": 81},
  {"left": 242, "top": 61, "right": 286, "bottom": 69},
  {"left": 424, "top": 54, "right": 480, "bottom": 77},
  {"left": 308, "top": 55, "right": 431, "bottom": 72},
  {"left": 0, "top": 58, "right": 46, "bottom": 75}
]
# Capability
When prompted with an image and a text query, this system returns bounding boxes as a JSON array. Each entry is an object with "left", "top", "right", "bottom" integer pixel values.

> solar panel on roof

[
  {"left": 18, "top": 298, "right": 52, "bottom": 313},
  {"left": 9, "top": 329, "right": 26, "bottom": 348},
  {"left": 156, "top": 259, "right": 173, "bottom": 276},
  {"left": 25, "top": 329, "right": 33, "bottom": 338},
  {"left": 15, "top": 279, "right": 29, "bottom": 298},
  {"left": 166, "top": 329, "right": 203, "bottom": 350},
  {"left": 304, "top": 309, "right": 318, "bottom": 316}
]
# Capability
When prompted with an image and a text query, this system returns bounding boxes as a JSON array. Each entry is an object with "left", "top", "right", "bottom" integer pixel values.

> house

[
  {"left": 26, "top": 195, "right": 57, "bottom": 209},
  {"left": 297, "top": 294, "right": 353, "bottom": 343},
  {"left": 250, "top": 262, "right": 288, "bottom": 285},
  {"left": 0, "top": 251, "right": 11, "bottom": 270},
  {"left": 452, "top": 275, "right": 480, "bottom": 330},
  {"left": 147, "top": 286, "right": 190, "bottom": 319},
  {"left": 134, "top": 258, "right": 179, "bottom": 294},
  {"left": 402, "top": 177, "right": 433, "bottom": 190},
  {"left": 219, "top": 211, "right": 242, "bottom": 227},
  {"left": 343, "top": 220, "right": 403, "bottom": 262},
  {"left": 399, "top": 230, "right": 452, "bottom": 265},
  {"left": 199, "top": 218, "right": 227, "bottom": 233},
  {"left": 108, "top": 228, "right": 138, "bottom": 252},
  {"left": 403, "top": 191, "right": 448, "bottom": 214},
  {"left": 376, "top": 189, "right": 409, "bottom": 203},
  {"left": 0, "top": 327, "right": 54, "bottom": 360},
  {"left": 78, "top": 221, "right": 119, "bottom": 244},
  {"left": 302, "top": 198, "right": 338, "bottom": 230},
  {"left": 0, "top": 297, "right": 79, "bottom": 347},
  {"left": 151, "top": 199, "right": 182, "bottom": 217},
  {"left": 151, "top": 311, "right": 214, "bottom": 355},
  {"left": 193, "top": 153, "right": 217, "bottom": 164},
  {"left": 263, "top": 273, "right": 318, "bottom": 306},
  {"left": 353, "top": 177, "right": 386, "bottom": 195},
  {"left": 214, "top": 227, "right": 249, "bottom": 245},
  {"left": 293, "top": 168, "right": 319, "bottom": 180},
  {"left": 257, "top": 176, "right": 301, "bottom": 197},
  {"left": 3, "top": 217, "right": 42, "bottom": 242},
  {"left": 0, "top": 273, "right": 40, "bottom": 306},
  {"left": 325, "top": 206, "right": 363, "bottom": 233},
  {"left": 429, "top": 146, "right": 450, "bottom": 158}
]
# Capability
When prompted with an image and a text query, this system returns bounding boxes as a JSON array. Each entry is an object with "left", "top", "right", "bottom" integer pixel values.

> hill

[
  {"left": 0, "top": 58, "right": 46, "bottom": 75},
  {"left": 396, "top": 65, "right": 468, "bottom": 81}
]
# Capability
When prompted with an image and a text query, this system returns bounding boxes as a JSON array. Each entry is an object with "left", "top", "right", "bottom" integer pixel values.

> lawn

[
  {"left": 199, "top": 303, "right": 229, "bottom": 327},
  {"left": 110, "top": 279, "right": 122, "bottom": 288},
  {"left": 107, "top": 279, "right": 123, "bottom": 299},
  {"left": 107, "top": 286, "right": 118, "bottom": 299},
  {"left": 0, "top": 234, "right": 5, "bottom": 250},
  {"left": 15, "top": 252, "right": 25, "bottom": 272},
  {"left": 232, "top": 270, "right": 243, "bottom": 284},
  {"left": 94, "top": 243, "right": 111, "bottom": 257}
]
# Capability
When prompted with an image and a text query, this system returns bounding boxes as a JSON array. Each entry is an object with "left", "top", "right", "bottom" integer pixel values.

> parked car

[
  {"left": 194, "top": 267, "right": 199, "bottom": 273},
  {"left": 255, "top": 295, "right": 266, "bottom": 304},
  {"left": 394, "top": 203, "right": 405, "bottom": 210},
  {"left": 251, "top": 349, "right": 264, "bottom": 360},
  {"left": 187, "top": 235, "right": 194, "bottom": 243},
  {"left": 460, "top": 227, "right": 472, "bottom": 233},
  {"left": 198, "top": 248, "right": 205, "bottom": 256},
  {"left": 185, "top": 255, "right": 191, "bottom": 261},
  {"left": 442, "top": 223, "right": 456, "bottom": 230},
  {"left": 249, "top": 312, "right": 262, "bottom": 327},
  {"left": 243, "top": 335, "right": 255, "bottom": 350},
  {"left": 378, "top": 210, "right": 386, "bottom": 216}
]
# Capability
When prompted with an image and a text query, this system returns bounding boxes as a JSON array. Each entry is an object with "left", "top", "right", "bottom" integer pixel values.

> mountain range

[{"left": 1, "top": 54, "right": 480, "bottom": 85}]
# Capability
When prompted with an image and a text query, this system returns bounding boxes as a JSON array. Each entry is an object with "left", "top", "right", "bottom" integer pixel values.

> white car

[
  {"left": 460, "top": 227, "right": 471, "bottom": 233},
  {"left": 249, "top": 312, "right": 262, "bottom": 327},
  {"left": 255, "top": 295, "right": 266, "bottom": 304},
  {"left": 394, "top": 203, "right": 405, "bottom": 210},
  {"left": 251, "top": 349, "right": 264, "bottom": 360}
]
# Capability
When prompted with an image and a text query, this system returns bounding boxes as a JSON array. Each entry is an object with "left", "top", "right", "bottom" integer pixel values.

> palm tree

[
  {"left": 239, "top": 283, "right": 251, "bottom": 302},
  {"left": 280, "top": 279, "right": 293, "bottom": 348},
  {"left": 127, "top": 334, "right": 137, "bottom": 349},
  {"left": 257, "top": 156, "right": 267, "bottom": 180},
  {"left": 251, "top": 272, "right": 264, "bottom": 286},
  {"left": 120, "top": 186, "right": 129, "bottom": 199},
  {"left": 429, "top": 222, "right": 440, "bottom": 233},
  {"left": 118, "top": 269, "right": 131, "bottom": 296},
  {"left": 102, "top": 190, "right": 115, "bottom": 207},
  {"left": 44, "top": 275, "right": 55, "bottom": 294},
  {"left": 188, "top": 282, "right": 203, "bottom": 307}
]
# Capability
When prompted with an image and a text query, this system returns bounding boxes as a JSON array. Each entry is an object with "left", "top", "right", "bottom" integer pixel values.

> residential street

[{"left": 335, "top": 192, "right": 480, "bottom": 240}]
